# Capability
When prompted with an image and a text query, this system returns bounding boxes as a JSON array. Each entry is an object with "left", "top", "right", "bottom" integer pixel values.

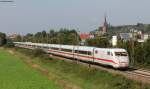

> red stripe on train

[{"left": 47, "top": 49, "right": 117, "bottom": 64}]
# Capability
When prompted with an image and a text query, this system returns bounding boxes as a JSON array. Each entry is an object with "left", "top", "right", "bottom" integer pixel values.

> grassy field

[
  {"left": 14, "top": 48, "right": 150, "bottom": 89},
  {"left": 0, "top": 48, "right": 63, "bottom": 89}
]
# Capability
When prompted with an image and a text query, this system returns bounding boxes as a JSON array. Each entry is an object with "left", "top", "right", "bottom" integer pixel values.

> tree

[
  {"left": 86, "top": 37, "right": 110, "bottom": 48},
  {"left": 34, "top": 32, "right": 42, "bottom": 43},
  {"left": 0, "top": 32, "right": 6, "bottom": 39},
  {"left": 143, "top": 39, "right": 150, "bottom": 65},
  {"left": 68, "top": 33, "right": 78, "bottom": 45},
  {"left": 49, "top": 29, "right": 55, "bottom": 37},
  {"left": 15, "top": 35, "right": 22, "bottom": 42},
  {"left": 24, "top": 33, "right": 33, "bottom": 42},
  {"left": 0, "top": 32, "right": 7, "bottom": 45}
]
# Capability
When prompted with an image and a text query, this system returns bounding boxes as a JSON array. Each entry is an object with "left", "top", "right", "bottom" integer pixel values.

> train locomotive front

[
  {"left": 93, "top": 48, "right": 129, "bottom": 69},
  {"left": 111, "top": 49, "right": 129, "bottom": 68}
]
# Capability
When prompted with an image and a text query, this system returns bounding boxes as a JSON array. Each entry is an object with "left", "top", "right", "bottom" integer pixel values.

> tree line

[
  {"left": 117, "top": 40, "right": 150, "bottom": 67},
  {"left": 14, "top": 28, "right": 80, "bottom": 45}
]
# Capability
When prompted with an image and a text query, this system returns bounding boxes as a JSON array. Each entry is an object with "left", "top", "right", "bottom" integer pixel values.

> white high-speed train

[{"left": 14, "top": 42, "right": 129, "bottom": 68}]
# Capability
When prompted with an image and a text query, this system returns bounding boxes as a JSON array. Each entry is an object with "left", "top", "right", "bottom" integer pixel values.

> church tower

[{"left": 102, "top": 15, "right": 108, "bottom": 34}]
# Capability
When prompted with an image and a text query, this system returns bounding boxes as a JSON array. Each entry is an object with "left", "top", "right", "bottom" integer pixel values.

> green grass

[
  {"left": 15, "top": 48, "right": 150, "bottom": 89},
  {"left": 36, "top": 59, "right": 150, "bottom": 89},
  {"left": 0, "top": 48, "right": 63, "bottom": 89}
]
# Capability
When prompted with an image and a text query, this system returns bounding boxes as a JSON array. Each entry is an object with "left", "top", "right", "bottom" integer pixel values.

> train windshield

[{"left": 115, "top": 52, "right": 127, "bottom": 56}]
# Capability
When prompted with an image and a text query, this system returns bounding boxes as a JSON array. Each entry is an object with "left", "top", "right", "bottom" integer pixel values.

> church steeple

[
  {"left": 102, "top": 14, "right": 108, "bottom": 34},
  {"left": 104, "top": 15, "right": 107, "bottom": 26}
]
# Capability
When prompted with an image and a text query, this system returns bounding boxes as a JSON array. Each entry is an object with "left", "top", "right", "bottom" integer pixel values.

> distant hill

[{"left": 90, "top": 23, "right": 150, "bottom": 37}]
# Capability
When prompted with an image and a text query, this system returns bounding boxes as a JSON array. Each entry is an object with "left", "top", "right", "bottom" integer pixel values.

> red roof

[{"left": 80, "top": 34, "right": 92, "bottom": 40}]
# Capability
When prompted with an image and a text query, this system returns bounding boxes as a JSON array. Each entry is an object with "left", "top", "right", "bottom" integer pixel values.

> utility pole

[
  {"left": 131, "top": 29, "right": 135, "bottom": 66},
  {"left": 76, "top": 30, "right": 80, "bottom": 45},
  {"left": 47, "top": 33, "right": 49, "bottom": 44},
  {"left": 76, "top": 29, "right": 80, "bottom": 64}
]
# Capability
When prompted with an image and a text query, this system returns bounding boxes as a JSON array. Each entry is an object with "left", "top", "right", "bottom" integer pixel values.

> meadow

[
  {"left": 14, "top": 48, "right": 150, "bottom": 89},
  {"left": 0, "top": 48, "right": 63, "bottom": 89}
]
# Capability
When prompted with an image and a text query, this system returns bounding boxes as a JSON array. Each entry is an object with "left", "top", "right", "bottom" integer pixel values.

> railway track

[
  {"left": 126, "top": 70, "right": 150, "bottom": 78},
  {"left": 125, "top": 68, "right": 150, "bottom": 79},
  {"left": 122, "top": 68, "right": 150, "bottom": 84}
]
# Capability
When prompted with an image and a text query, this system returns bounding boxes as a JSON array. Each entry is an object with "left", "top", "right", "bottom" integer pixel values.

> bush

[
  {"left": 30, "top": 48, "right": 51, "bottom": 60},
  {"left": 32, "top": 48, "right": 45, "bottom": 57},
  {"left": 86, "top": 37, "right": 110, "bottom": 48},
  {"left": 4, "top": 42, "right": 14, "bottom": 48},
  {"left": 16, "top": 48, "right": 52, "bottom": 61}
]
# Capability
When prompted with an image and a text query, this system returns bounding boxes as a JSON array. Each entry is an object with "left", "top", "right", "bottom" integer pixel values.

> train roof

[{"left": 13, "top": 42, "right": 127, "bottom": 51}]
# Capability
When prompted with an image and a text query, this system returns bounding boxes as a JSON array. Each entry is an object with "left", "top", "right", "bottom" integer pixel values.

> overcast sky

[{"left": 0, "top": 0, "right": 150, "bottom": 35}]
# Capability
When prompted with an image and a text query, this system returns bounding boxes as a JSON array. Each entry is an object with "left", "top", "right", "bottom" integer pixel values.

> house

[
  {"left": 118, "top": 33, "right": 133, "bottom": 41},
  {"left": 138, "top": 34, "right": 149, "bottom": 43},
  {"left": 79, "top": 34, "right": 94, "bottom": 45}
]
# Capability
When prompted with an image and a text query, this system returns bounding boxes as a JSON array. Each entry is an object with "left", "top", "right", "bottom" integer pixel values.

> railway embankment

[{"left": 5, "top": 47, "right": 150, "bottom": 89}]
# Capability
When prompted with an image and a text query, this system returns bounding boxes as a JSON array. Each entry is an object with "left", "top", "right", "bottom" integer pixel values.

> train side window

[
  {"left": 78, "top": 50, "right": 87, "bottom": 55},
  {"left": 111, "top": 52, "right": 113, "bottom": 56},
  {"left": 75, "top": 50, "right": 91, "bottom": 55},
  {"left": 95, "top": 50, "right": 98, "bottom": 54},
  {"left": 51, "top": 47, "right": 59, "bottom": 50},
  {"left": 75, "top": 50, "right": 78, "bottom": 53},
  {"left": 88, "top": 52, "right": 92, "bottom": 55},
  {"left": 107, "top": 52, "right": 110, "bottom": 55},
  {"left": 61, "top": 48, "right": 72, "bottom": 52}
]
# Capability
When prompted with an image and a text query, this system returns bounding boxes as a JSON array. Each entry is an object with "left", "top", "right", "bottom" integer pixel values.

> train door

[
  {"left": 92, "top": 48, "right": 96, "bottom": 62},
  {"left": 73, "top": 46, "right": 76, "bottom": 60},
  {"left": 75, "top": 46, "right": 79, "bottom": 60},
  {"left": 93, "top": 49, "right": 107, "bottom": 65}
]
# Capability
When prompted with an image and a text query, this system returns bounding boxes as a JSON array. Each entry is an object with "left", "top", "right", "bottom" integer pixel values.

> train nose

[
  {"left": 118, "top": 57, "right": 129, "bottom": 67},
  {"left": 119, "top": 62, "right": 129, "bottom": 67}
]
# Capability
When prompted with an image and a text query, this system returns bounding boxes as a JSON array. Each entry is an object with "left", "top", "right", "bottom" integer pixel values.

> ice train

[{"left": 14, "top": 42, "right": 129, "bottom": 68}]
